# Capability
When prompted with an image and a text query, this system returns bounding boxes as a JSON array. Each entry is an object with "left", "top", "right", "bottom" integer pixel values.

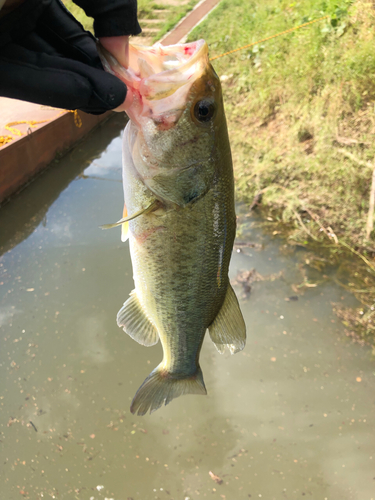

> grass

[
  {"left": 145, "top": 1, "right": 199, "bottom": 43},
  {"left": 189, "top": 0, "right": 375, "bottom": 248},
  {"left": 188, "top": 0, "right": 375, "bottom": 347}
]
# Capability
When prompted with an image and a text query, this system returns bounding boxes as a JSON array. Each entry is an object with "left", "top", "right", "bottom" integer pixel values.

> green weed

[{"left": 189, "top": 0, "right": 375, "bottom": 344}]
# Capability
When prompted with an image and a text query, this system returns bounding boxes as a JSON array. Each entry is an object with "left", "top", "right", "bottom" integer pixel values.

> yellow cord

[
  {"left": 69, "top": 109, "right": 82, "bottom": 128},
  {"left": 5, "top": 119, "right": 49, "bottom": 136},
  {"left": 0, "top": 109, "right": 82, "bottom": 148},
  {"left": 209, "top": 15, "right": 329, "bottom": 61},
  {"left": 0, "top": 135, "right": 13, "bottom": 146}
]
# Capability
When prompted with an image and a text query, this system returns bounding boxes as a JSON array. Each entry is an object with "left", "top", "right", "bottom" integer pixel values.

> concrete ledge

[
  {"left": 0, "top": 109, "right": 111, "bottom": 204},
  {"left": 160, "top": 0, "right": 220, "bottom": 45}
]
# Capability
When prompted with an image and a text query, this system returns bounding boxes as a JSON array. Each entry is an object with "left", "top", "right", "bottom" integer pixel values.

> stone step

[
  {"left": 139, "top": 18, "right": 163, "bottom": 24},
  {"left": 140, "top": 28, "right": 160, "bottom": 34},
  {"left": 133, "top": 34, "right": 154, "bottom": 45}
]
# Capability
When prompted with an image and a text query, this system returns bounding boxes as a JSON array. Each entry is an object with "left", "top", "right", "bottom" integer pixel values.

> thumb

[{"left": 99, "top": 35, "right": 129, "bottom": 68}]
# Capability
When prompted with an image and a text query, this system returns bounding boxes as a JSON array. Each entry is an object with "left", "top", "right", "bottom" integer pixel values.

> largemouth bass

[{"left": 100, "top": 40, "right": 246, "bottom": 416}]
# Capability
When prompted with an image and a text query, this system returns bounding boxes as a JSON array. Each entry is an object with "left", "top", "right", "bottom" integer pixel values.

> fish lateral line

[{"left": 100, "top": 200, "right": 160, "bottom": 229}]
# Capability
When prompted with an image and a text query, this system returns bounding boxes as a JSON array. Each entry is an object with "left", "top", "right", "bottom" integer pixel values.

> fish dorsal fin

[
  {"left": 100, "top": 200, "right": 159, "bottom": 230},
  {"left": 117, "top": 290, "right": 159, "bottom": 346},
  {"left": 121, "top": 203, "right": 129, "bottom": 242},
  {"left": 208, "top": 284, "right": 246, "bottom": 355}
]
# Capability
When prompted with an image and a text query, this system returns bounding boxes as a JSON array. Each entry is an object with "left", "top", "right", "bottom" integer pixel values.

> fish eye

[{"left": 193, "top": 99, "right": 216, "bottom": 123}]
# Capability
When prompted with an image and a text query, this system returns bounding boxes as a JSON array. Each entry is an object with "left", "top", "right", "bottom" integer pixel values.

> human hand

[
  {"left": 99, "top": 35, "right": 130, "bottom": 112},
  {"left": 99, "top": 35, "right": 129, "bottom": 69},
  {"left": 0, "top": 0, "right": 140, "bottom": 114}
]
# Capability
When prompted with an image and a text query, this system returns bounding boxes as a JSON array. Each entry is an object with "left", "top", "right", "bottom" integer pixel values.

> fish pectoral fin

[
  {"left": 117, "top": 290, "right": 159, "bottom": 347},
  {"left": 100, "top": 200, "right": 159, "bottom": 230},
  {"left": 131, "top": 364, "right": 207, "bottom": 416},
  {"left": 208, "top": 284, "right": 246, "bottom": 355}
]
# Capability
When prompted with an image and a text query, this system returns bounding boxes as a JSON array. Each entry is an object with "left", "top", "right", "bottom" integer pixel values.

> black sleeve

[{"left": 73, "top": 0, "right": 141, "bottom": 38}]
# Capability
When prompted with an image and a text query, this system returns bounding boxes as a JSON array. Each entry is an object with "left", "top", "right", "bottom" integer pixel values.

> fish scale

[{"left": 130, "top": 186, "right": 232, "bottom": 374}]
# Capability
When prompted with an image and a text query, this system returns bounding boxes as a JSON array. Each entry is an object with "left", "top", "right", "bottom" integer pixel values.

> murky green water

[{"left": 1, "top": 115, "right": 375, "bottom": 500}]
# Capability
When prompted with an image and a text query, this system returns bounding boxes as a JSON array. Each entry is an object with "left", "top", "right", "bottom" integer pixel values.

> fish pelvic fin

[
  {"left": 117, "top": 290, "right": 159, "bottom": 346},
  {"left": 208, "top": 284, "right": 246, "bottom": 355},
  {"left": 130, "top": 365, "right": 207, "bottom": 416}
]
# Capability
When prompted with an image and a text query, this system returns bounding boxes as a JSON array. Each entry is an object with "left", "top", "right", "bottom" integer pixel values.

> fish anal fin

[
  {"left": 131, "top": 364, "right": 207, "bottom": 416},
  {"left": 121, "top": 203, "right": 129, "bottom": 242},
  {"left": 208, "top": 284, "right": 246, "bottom": 355},
  {"left": 117, "top": 290, "right": 159, "bottom": 346}
]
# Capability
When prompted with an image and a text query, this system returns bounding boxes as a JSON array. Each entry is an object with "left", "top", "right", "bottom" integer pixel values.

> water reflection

[
  {"left": 0, "top": 114, "right": 127, "bottom": 256},
  {"left": 1, "top": 119, "right": 375, "bottom": 500}
]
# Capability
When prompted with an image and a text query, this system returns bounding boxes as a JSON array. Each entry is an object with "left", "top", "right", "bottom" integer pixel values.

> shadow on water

[
  {"left": 1, "top": 117, "right": 375, "bottom": 500},
  {"left": 0, "top": 114, "right": 127, "bottom": 257}
]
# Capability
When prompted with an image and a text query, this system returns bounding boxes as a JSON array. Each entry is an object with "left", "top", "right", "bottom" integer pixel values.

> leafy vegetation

[
  {"left": 189, "top": 0, "right": 375, "bottom": 246},
  {"left": 188, "top": 0, "right": 375, "bottom": 346}
]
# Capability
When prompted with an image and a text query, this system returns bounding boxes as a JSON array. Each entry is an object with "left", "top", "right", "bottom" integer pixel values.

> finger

[
  {"left": 99, "top": 36, "right": 129, "bottom": 68},
  {"left": 113, "top": 85, "right": 133, "bottom": 112}
]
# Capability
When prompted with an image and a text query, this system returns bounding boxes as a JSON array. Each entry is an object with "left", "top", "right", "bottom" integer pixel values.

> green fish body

[{"left": 100, "top": 40, "right": 246, "bottom": 415}]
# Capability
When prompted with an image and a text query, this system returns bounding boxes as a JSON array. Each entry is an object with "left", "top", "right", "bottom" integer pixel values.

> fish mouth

[
  {"left": 98, "top": 40, "right": 209, "bottom": 125},
  {"left": 126, "top": 40, "right": 208, "bottom": 99}
]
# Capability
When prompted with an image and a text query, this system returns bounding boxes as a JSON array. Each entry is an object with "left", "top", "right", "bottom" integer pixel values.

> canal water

[{"left": 1, "top": 114, "right": 375, "bottom": 500}]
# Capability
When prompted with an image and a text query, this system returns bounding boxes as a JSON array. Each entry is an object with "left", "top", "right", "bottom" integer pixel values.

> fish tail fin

[{"left": 130, "top": 364, "right": 207, "bottom": 416}]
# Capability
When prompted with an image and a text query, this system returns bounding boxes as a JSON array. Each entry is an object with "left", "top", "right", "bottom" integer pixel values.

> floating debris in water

[
  {"left": 285, "top": 295, "right": 299, "bottom": 301},
  {"left": 232, "top": 268, "right": 283, "bottom": 299},
  {"left": 209, "top": 470, "right": 223, "bottom": 484}
]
